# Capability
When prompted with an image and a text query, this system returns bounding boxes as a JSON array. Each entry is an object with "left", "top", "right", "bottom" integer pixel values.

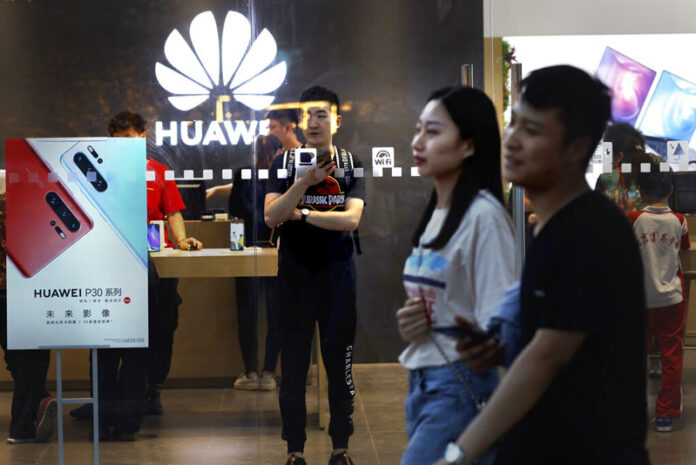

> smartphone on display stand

[
  {"left": 230, "top": 220, "right": 245, "bottom": 251},
  {"left": 60, "top": 141, "right": 147, "bottom": 267},
  {"left": 147, "top": 223, "right": 161, "bottom": 252},
  {"left": 6, "top": 139, "right": 94, "bottom": 278}
]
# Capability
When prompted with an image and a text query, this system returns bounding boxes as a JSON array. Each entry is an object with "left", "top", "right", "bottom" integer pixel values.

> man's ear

[
  {"left": 139, "top": 131, "right": 148, "bottom": 138},
  {"left": 335, "top": 114, "right": 342, "bottom": 129}
]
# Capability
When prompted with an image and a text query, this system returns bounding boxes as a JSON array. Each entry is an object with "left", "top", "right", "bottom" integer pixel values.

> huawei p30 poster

[{"left": 5, "top": 138, "right": 147, "bottom": 349}]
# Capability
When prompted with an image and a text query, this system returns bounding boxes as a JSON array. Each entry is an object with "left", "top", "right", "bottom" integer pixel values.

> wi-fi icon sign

[{"left": 372, "top": 147, "right": 395, "bottom": 168}]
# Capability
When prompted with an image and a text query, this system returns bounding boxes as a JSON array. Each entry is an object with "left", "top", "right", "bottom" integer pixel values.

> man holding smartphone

[{"left": 265, "top": 86, "right": 365, "bottom": 465}]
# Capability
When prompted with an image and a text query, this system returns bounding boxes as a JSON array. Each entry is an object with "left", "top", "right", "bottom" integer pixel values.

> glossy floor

[{"left": 0, "top": 358, "right": 692, "bottom": 464}]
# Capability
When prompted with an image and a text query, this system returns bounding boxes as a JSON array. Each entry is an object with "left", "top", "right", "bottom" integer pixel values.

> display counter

[{"left": 150, "top": 247, "right": 277, "bottom": 278}]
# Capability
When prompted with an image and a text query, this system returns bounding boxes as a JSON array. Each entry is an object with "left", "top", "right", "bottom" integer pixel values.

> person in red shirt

[
  {"left": 109, "top": 112, "right": 202, "bottom": 416},
  {"left": 146, "top": 157, "right": 197, "bottom": 248},
  {"left": 70, "top": 112, "right": 202, "bottom": 431}
]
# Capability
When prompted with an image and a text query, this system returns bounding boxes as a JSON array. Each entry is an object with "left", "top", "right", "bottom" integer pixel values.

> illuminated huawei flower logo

[{"left": 155, "top": 10, "right": 287, "bottom": 111}]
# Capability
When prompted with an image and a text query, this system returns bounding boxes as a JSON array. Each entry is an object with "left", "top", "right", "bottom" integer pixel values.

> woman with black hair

[{"left": 396, "top": 87, "right": 516, "bottom": 465}]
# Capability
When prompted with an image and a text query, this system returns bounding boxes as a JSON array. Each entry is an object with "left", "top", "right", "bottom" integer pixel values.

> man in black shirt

[
  {"left": 265, "top": 86, "right": 365, "bottom": 465},
  {"left": 436, "top": 66, "right": 649, "bottom": 465}
]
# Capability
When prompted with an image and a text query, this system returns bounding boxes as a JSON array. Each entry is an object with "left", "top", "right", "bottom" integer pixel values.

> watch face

[{"left": 445, "top": 443, "right": 462, "bottom": 462}]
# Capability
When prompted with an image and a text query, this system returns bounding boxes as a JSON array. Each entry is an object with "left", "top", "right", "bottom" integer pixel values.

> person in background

[
  {"left": 0, "top": 189, "right": 57, "bottom": 444},
  {"left": 71, "top": 112, "right": 202, "bottom": 422},
  {"left": 109, "top": 111, "right": 202, "bottom": 415},
  {"left": 207, "top": 109, "right": 302, "bottom": 200},
  {"left": 594, "top": 122, "right": 645, "bottom": 214},
  {"left": 396, "top": 87, "right": 515, "bottom": 465},
  {"left": 437, "top": 66, "right": 649, "bottom": 465},
  {"left": 230, "top": 134, "right": 284, "bottom": 391},
  {"left": 92, "top": 258, "right": 158, "bottom": 441},
  {"left": 266, "top": 109, "right": 303, "bottom": 151},
  {"left": 629, "top": 158, "right": 690, "bottom": 433}
]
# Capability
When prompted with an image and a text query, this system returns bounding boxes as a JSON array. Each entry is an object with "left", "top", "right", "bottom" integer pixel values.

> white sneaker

[
  {"left": 259, "top": 373, "right": 277, "bottom": 391},
  {"left": 234, "top": 372, "right": 259, "bottom": 391}
]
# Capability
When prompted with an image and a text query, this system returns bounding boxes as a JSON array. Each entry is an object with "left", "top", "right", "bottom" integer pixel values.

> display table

[{"left": 150, "top": 247, "right": 278, "bottom": 278}]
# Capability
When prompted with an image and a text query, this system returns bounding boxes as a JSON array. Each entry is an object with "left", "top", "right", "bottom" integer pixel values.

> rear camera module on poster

[
  {"left": 74, "top": 152, "right": 108, "bottom": 192},
  {"left": 45, "top": 191, "right": 81, "bottom": 233}
]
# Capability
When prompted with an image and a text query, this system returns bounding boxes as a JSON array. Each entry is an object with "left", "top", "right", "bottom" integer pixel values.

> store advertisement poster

[{"left": 5, "top": 138, "right": 148, "bottom": 349}]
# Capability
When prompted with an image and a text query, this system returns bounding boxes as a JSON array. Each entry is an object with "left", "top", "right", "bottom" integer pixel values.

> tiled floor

[
  {"left": 0, "top": 364, "right": 408, "bottom": 465},
  {"left": 0, "top": 356, "right": 693, "bottom": 464}
]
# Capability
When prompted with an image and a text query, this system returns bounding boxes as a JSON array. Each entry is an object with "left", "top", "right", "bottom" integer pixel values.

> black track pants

[{"left": 278, "top": 259, "right": 357, "bottom": 453}]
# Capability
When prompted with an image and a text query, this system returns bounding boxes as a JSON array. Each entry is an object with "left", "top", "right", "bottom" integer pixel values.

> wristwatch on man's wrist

[
  {"left": 444, "top": 442, "right": 472, "bottom": 465},
  {"left": 300, "top": 208, "right": 310, "bottom": 222}
]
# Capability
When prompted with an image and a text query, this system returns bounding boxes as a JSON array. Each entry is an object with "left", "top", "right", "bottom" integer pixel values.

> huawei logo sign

[{"left": 155, "top": 10, "right": 287, "bottom": 112}]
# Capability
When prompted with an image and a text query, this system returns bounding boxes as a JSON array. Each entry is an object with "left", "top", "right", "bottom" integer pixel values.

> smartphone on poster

[
  {"left": 6, "top": 139, "right": 94, "bottom": 278},
  {"left": 60, "top": 141, "right": 147, "bottom": 267}
]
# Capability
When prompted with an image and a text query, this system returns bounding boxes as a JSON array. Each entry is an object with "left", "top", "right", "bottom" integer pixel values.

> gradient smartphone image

[
  {"left": 147, "top": 223, "right": 160, "bottom": 252},
  {"left": 6, "top": 139, "right": 94, "bottom": 278},
  {"left": 60, "top": 140, "right": 147, "bottom": 268}
]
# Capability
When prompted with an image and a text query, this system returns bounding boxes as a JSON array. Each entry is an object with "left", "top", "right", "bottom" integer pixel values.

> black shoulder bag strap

[
  {"left": 284, "top": 148, "right": 297, "bottom": 184},
  {"left": 337, "top": 146, "right": 362, "bottom": 256}
]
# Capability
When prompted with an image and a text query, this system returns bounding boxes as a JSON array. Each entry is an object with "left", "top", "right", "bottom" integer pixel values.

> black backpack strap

[
  {"left": 336, "top": 146, "right": 354, "bottom": 172},
  {"left": 336, "top": 147, "right": 361, "bottom": 255},
  {"left": 285, "top": 148, "right": 296, "bottom": 181}
]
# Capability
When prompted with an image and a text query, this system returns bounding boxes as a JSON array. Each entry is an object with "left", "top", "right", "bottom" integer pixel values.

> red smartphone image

[{"left": 6, "top": 139, "right": 93, "bottom": 278}]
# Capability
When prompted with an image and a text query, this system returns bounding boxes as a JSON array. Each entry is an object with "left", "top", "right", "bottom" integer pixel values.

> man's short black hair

[
  {"left": 637, "top": 156, "right": 673, "bottom": 201},
  {"left": 108, "top": 111, "right": 146, "bottom": 136},
  {"left": 519, "top": 65, "right": 612, "bottom": 166},
  {"left": 299, "top": 86, "right": 340, "bottom": 115},
  {"left": 265, "top": 109, "right": 299, "bottom": 125}
]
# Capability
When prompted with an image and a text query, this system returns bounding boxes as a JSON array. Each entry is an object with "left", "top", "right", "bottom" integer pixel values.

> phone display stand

[{"left": 55, "top": 348, "right": 101, "bottom": 465}]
